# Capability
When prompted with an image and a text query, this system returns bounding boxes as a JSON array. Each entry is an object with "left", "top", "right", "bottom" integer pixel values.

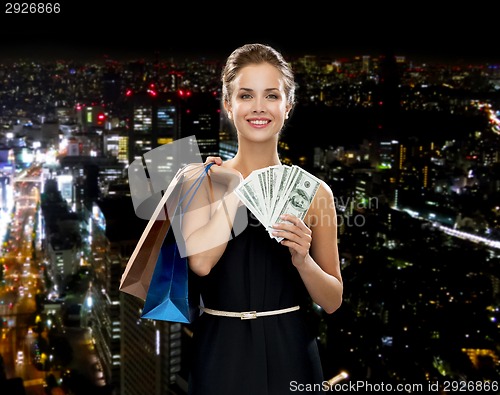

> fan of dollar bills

[{"left": 234, "top": 165, "right": 321, "bottom": 241}]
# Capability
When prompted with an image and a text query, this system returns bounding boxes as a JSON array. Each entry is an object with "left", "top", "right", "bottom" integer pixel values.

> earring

[{"left": 228, "top": 112, "right": 232, "bottom": 120}]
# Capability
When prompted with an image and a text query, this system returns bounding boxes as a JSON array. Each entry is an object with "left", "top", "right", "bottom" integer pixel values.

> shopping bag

[
  {"left": 119, "top": 217, "right": 171, "bottom": 301},
  {"left": 140, "top": 163, "right": 214, "bottom": 323},
  {"left": 120, "top": 163, "right": 207, "bottom": 301},
  {"left": 140, "top": 229, "right": 195, "bottom": 323}
]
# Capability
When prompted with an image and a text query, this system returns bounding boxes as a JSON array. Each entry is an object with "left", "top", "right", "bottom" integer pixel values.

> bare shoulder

[{"left": 306, "top": 180, "right": 336, "bottom": 227}]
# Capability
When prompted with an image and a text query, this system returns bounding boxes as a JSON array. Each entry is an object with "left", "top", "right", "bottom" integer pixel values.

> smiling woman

[{"left": 182, "top": 43, "right": 343, "bottom": 395}]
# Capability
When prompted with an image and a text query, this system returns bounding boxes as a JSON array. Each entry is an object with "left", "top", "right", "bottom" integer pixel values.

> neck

[{"left": 231, "top": 138, "right": 281, "bottom": 178}]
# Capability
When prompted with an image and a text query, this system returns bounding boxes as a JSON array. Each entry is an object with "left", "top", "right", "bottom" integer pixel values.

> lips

[{"left": 248, "top": 119, "right": 271, "bottom": 126}]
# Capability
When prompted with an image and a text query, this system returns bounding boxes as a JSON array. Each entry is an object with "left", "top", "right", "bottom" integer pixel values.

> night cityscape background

[{"left": 1, "top": 4, "right": 500, "bottom": 394}]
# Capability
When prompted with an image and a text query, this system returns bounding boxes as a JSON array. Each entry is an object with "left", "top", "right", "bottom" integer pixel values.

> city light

[{"left": 0, "top": 43, "right": 499, "bottom": 395}]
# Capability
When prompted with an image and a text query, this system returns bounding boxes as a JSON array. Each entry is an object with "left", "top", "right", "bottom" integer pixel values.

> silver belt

[{"left": 199, "top": 305, "right": 300, "bottom": 320}]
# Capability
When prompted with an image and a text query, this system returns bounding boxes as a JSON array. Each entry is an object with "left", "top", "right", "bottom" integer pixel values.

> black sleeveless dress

[{"left": 187, "top": 207, "right": 325, "bottom": 395}]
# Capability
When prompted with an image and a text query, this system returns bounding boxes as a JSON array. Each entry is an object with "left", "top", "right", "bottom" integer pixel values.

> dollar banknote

[{"left": 234, "top": 165, "right": 321, "bottom": 241}]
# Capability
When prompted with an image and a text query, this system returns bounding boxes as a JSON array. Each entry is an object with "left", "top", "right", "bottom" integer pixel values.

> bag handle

[
  {"left": 205, "top": 163, "right": 236, "bottom": 239},
  {"left": 179, "top": 163, "right": 214, "bottom": 211},
  {"left": 206, "top": 165, "right": 215, "bottom": 203}
]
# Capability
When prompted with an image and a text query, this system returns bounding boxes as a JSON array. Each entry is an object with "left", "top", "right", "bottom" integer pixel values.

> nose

[{"left": 252, "top": 97, "right": 265, "bottom": 113}]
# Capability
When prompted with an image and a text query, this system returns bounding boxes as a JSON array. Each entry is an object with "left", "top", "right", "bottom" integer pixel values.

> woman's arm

[
  {"left": 181, "top": 162, "right": 243, "bottom": 277},
  {"left": 271, "top": 181, "right": 343, "bottom": 313}
]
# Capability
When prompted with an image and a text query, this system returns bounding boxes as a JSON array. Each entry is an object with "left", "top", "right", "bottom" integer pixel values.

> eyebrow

[{"left": 238, "top": 88, "right": 280, "bottom": 93}]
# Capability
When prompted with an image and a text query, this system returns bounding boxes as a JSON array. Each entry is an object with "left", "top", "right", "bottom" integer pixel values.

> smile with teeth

[{"left": 249, "top": 120, "right": 270, "bottom": 125}]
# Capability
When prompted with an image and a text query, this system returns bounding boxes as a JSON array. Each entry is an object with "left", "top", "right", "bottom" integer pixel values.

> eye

[
  {"left": 266, "top": 93, "right": 279, "bottom": 100},
  {"left": 240, "top": 93, "right": 252, "bottom": 100}
]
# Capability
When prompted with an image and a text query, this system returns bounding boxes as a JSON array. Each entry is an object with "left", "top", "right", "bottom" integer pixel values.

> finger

[
  {"left": 204, "top": 156, "right": 223, "bottom": 166},
  {"left": 278, "top": 214, "right": 301, "bottom": 227},
  {"left": 272, "top": 228, "right": 311, "bottom": 247},
  {"left": 276, "top": 214, "right": 311, "bottom": 235}
]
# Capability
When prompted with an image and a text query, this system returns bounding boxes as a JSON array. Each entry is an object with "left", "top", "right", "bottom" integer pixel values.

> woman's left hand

[{"left": 271, "top": 214, "right": 312, "bottom": 268}]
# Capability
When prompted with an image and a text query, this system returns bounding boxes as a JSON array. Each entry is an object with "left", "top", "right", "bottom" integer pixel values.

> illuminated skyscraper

[
  {"left": 125, "top": 89, "right": 180, "bottom": 164},
  {"left": 125, "top": 89, "right": 220, "bottom": 164},
  {"left": 178, "top": 91, "right": 220, "bottom": 160}
]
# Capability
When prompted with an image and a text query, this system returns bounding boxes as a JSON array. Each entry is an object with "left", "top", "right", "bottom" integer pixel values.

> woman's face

[{"left": 226, "top": 63, "right": 291, "bottom": 144}]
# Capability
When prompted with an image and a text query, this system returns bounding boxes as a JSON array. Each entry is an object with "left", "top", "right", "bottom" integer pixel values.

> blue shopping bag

[{"left": 141, "top": 163, "right": 214, "bottom": 323}]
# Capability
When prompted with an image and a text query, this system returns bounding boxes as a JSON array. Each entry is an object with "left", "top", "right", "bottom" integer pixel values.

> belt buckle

[{"left": 240, "top": 311, "right": 257, "bottom": 320}]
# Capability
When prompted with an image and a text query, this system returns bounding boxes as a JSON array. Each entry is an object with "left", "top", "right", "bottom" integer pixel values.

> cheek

[
  {"left": 269, "top": 102, "right": 287, "bottom": 117},
  {"left": 232, "top": 103, "right": 248, "bottom": 116},
  {"left": 278, "top": 103, "right": 289, "bottom": 115}
]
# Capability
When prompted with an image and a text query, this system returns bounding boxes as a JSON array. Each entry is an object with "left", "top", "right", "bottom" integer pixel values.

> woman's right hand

[
  {"left": 205, "top": 157, "right": 243, "bottom": 190},
  {"left": 205, "top": 156, "right": 223, "bottom": 167}
]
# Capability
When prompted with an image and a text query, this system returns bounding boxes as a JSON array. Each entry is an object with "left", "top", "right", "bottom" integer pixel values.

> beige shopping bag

[
  {"left": 120, "top": 168, "right": 186, "bottom": 300},
  {"left": 119, "top": 214, "right": 171, "bottom": 300}
]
